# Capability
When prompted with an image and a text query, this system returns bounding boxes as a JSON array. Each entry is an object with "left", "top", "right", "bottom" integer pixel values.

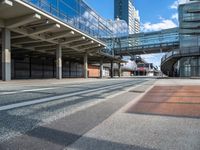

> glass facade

[
  {"left": 177, "top": 1, "right": 200, "bottom": 77},
  {"left": 179, "top": 1, "right": 200, "bottom": 48},
  {"left": 161, "top": 0, "right": 200, "bottom": 77},
  {"left": 114, "top": 0, "right": 140, "bottom": 34},
  {"left": 174, "top": 57, "right": 200, "bottom": 77},
  {"left": 114, "top": 28, "right": 179, "bottom": 49},
  {"left": 22, "top": 0, "right": 200, "bottom": 78},
  {"left": 102, "top": 19, "right": 129, "bottom": 55},
  {"left": 23, "top": 0, "right": 130, "bottom": 55},
  {"left": 23, "top": 0, "right": 113, "bottom": 39}
]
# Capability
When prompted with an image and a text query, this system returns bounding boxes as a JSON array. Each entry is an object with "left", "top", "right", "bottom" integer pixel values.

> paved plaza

[{"left": 0, "top": 78, "right": 199, "bottom": 150}]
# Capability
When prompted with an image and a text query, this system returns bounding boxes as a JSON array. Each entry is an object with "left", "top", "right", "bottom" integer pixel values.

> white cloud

[
  {"left": 171, "top": 13, "right": 178, "bottom": 21},
  {"left": 141, "top": 53, "right": 165, "bottom": 69},
  {"left": 141, "top": 19, "right": 177, "bottom": 32},
  {"left": 170, "top": 0, "right": 189, "bottom": 9}
]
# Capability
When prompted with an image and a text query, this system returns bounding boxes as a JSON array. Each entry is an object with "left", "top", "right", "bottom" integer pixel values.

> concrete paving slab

[
  {"left": 66, "top": 79, "right": 200, "bottom": 150},
  {"left": 66, "top": 113, "right": 200, "bottom": 150},
  {"left": 127, "top": 86, "right": 200, "bottom": 118}
]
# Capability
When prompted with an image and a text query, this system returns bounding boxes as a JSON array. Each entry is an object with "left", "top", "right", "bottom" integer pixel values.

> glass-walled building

[
  {"left": 174, "top": 57, "right": 200, "bottom": 77},
  {"left": 23, "top": 0, "right": 130, "bottom": 55},
  {"left": 179, "top": 1, "right": 200, "bottom": 48},
  {"left": 166, "top": 0, "right": 200, "bottom": 77},
  {"left": 114, "top": 0, "right": 140, "bottom": 34}
]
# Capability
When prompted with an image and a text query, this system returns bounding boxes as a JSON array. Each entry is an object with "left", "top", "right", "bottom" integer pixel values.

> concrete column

[
  {"left": 110, "top": 61, "right": 114, "bottom": 78},
  {"left": 118, "top": 63, "right": 121, "bottom": 77},
  {"left": 100, "top": 59, "right": 103, "bottom": 78},
  {"left": 56, "top": 44, "right": 62, "bottom": 79},
  {"left": 29, "top": 55, "right": 32, "bottom": 78},
  {"left": 2, "top": 28, "right": 11, "bottom": 81},
  {"left": 83, "top": 53, "right": 88, "bottom": 78}
]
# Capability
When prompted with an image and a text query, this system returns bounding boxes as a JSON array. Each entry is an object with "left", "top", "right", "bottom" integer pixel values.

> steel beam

[
  {"left": 28, "top": 23, "right": 60, "bottom": 35},
  {"left": 46, "top": 30, "right": 74, "bottom": 40},
  {"left": 60, "top": 36, "right": 85, "bottom": 45},
  {"left": 23, "top": 42, "right": 55, "bottom": 48},
  {"left": 35, "top": 45, "right": 56, "bottom": 51},
  {"left": 0, "top": 0, "right": 13, "bottom": 10},
  {"left": 6, "top": 13, "right": 41, "bottom": 28},
  {"left": 12, "top": 37, "right": 38, "bottom": 45},
  {"left": 71, "top": 40, "right": 94, "bottom": 48}
]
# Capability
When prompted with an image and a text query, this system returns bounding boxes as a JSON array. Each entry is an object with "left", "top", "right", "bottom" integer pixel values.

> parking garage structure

[{"left": 0, "top": 0, "right": 124, "bottom": 81}]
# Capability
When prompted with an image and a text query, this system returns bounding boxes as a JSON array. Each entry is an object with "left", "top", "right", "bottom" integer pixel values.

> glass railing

[
  {"left": 22, "top": 0, "right": 113, "bottom": 40},
  {"left": 161, "top": 46, "right": 200, "bottom": 63},
  {"left": 112, "top": 28, "right": 179, "bottom": 50}
]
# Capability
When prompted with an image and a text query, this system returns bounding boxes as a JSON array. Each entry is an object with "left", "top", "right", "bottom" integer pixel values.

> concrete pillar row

[
  {"left": 56, "top": 44, "right": 62, "bottom": 79},
  {"left": 2, "top": 28, "right": 11, "bottom": 81},
  {"left": 100, "top": 59, "right": 103, "bottom": 78},
  {"left": 84, "top": 53, "right": 88, "bottom": 79}
]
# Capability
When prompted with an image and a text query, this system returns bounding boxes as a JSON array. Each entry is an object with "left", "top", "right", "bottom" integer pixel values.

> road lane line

[
  {"left": 22, "top": 88, "right": 56, "bottom": 92},
  {"left": 0, "top": 81, "right": 144, "bottom": 111},
  {"left": 0, "top": 87, "right": 57, "bottom": 95},
  {"left": 0, "top": 80, "right": 138, "bottom": 96},
  {"left": 0, "top": 92, "right": 18, "bottom": 95}
]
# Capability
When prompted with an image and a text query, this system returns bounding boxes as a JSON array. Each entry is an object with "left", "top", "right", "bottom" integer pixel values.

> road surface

[{"left": 0, "top": 78, "right": 154, "bottom": 149}]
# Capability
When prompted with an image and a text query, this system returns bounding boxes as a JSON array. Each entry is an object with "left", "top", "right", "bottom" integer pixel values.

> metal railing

[
  {"left": 161, "top": 46, "right": 200, "bottom": 64},
  {"left": 111, "top": 28, "right": 180, "bottom": 51},
  {"left": 113, "top": 41, "right": 179, "bottom": 55}
]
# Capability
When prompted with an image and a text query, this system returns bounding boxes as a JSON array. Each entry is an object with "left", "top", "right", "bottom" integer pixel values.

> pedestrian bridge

[{"left": 112, "top": 28, "right": 180, "bottom": 55}]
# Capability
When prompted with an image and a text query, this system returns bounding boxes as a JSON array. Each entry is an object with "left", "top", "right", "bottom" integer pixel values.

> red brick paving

[{"left": 127, "top": 86, "right": 200, "bottom": 118}]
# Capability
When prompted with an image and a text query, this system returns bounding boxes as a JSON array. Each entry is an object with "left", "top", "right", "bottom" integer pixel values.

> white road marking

[
  {"left": 0, "top": 87, "right": 57, "bottom": 95},
  {"left": 0, "top": 81, "right": 143, "bottom": 111}
]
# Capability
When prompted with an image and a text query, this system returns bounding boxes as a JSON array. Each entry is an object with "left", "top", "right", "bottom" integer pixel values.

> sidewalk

[{"left": 66, "top": 79, "right": 200, "bottom": 150}]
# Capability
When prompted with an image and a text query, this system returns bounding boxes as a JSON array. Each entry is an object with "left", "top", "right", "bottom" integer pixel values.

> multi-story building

[{"left": 114, "top": 0, "right": 140, "bottom": 34}]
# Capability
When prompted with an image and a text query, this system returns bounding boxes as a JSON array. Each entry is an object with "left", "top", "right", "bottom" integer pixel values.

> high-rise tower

[{"left": 114, "top": 0, "right": 140, "bottom": 34}]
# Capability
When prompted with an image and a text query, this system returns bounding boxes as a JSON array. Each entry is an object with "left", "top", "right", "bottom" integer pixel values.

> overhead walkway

[{"left": 113, "top": 28, "right": 180, "bottom": 55}]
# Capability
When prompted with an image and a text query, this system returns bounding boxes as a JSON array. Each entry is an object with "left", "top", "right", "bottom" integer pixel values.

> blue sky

[
  {"left": 84, "top": 0, "right": 177, "bottom": 22},
  {"left": 84, "top": 0, "right": 186, "bottom": 68}
]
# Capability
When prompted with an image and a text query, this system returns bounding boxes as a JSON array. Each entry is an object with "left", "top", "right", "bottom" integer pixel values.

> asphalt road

[{"left": 0, "top": 78, "right": 153, "bottom": 145}]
